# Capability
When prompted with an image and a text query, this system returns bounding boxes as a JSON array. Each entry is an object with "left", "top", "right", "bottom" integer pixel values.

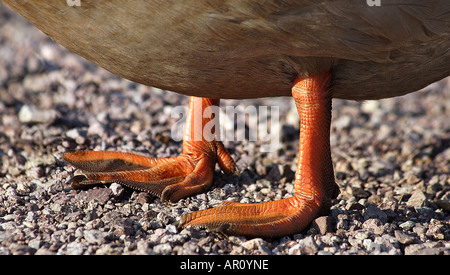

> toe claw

[
  {"left": 66, "top": 174, "right": 89, "bottom": 189},
  {"left": 161, "top": 186, "right": 175, "bottom": 202}
]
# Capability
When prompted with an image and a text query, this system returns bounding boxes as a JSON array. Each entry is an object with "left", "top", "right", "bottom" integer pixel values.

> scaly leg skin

[
  {"left": 179, "top": 71, "right": 340, "bottom": 237},
  {"left": 64, "top": 97, "right": 237, "bottom": 203}
]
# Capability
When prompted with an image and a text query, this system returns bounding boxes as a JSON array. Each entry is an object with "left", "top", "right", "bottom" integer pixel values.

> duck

[{"left": 3, "top": 0, "right": 450, "bottom": 237}]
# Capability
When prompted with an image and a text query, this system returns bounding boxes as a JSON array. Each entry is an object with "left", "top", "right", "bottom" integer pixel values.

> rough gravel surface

[{"left": 0, "top": 4, "right": 449, "bottom": 255}]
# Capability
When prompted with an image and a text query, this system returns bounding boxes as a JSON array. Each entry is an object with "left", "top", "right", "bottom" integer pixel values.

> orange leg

[
  {"left": 179, "top": 71, "right": 339, "bottom": 237},
  {"left": 64, "top": 97, "right": 236, "bottom": 202}
]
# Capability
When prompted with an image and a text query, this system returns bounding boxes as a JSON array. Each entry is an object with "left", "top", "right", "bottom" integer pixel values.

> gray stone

[
  {"left": 373, "top": 235, "right": 401, "bottom": 255},
  {"left": 362, "top": 218, "right": 385, "bottom": 235},
  {"left": 83, "top": 230, "right": 111, "bottom": 245},
  {"left": 66, "top": 128, "right": 87, "bottom": 144},
  {"left": 153, "top": 243, "right": 172, "bottom": 254},
  {"left": 18, "top": 105, "right": 57, "bottom": 124},
  {"left": 363, "top": 204, "right": 388, "bottom": 223},
  {"left": 76, "top": 188, "right": 112, "bottom": 205},
  {"left": 399, "top": 220, "right": 416, "bottom": 231},
  {"left": 59, "top": 242, "right": 84, "bottom": 255},
  {"left": 394, "top": 230, "right": 417, "bottom": 245},
  {"left": 407, "top": 190, "right": 427, "bottom": 207},
  {"left": 310, "top": 216, "right": 335, "bottom": 235},
  {"left": 109, "top": 183, "right": 124, "bottom": 198},
  {"left": 241, "top": 238, "right": 272, "bottom": 255}
]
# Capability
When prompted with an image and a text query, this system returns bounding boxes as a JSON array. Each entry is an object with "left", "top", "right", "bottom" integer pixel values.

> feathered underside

[{"left": 3, "top": 0, "right": 450, "bottom": 100}]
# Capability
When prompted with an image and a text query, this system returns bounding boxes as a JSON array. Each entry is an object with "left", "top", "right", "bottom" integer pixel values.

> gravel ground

[{"left": 0, "top": 4, "right": 449, "bottom": 255}]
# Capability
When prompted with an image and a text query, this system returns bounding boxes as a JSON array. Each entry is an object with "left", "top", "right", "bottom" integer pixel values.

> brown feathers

[{"left": 3, "top": 0, "right": 450, "bottom": 100}]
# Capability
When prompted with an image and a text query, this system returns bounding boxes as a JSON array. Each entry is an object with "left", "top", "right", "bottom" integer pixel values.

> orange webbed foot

[
  {"left": 178, "top": 72, "right": 340, "bottom": 237},
  {"left": 64, "top": 149, "right": 234, "bottom": 202},
  {"left": 64, "top": 97, "right": 236, "bottom": 203}
]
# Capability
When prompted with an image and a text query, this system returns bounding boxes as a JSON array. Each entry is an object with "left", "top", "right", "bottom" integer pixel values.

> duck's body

[
  {"left": 4, "top": 0, "right": 450, "bottom": 237},
  {"left": 4, "top": 0, "right": 450, "bottom": 100}
]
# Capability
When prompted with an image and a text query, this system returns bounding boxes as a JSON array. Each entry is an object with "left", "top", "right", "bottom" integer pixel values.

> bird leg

[
  {"left": 179, "top": 71, "right": 339, "bottom": 237},
  {"left": 64, "top": 97, "right": 237, "bottom": 202}
]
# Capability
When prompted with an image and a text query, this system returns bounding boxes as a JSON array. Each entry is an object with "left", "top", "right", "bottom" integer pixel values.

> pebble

[
  {"left": 333, "top": 115, "right": 352, "bottom": 131},
  {"left": 18, "top": 104, "right": 58, "bottom": 124},
  {"left": 363, "top": 204, "right": 388, "bottom": 223},
  {"left": 362, "top": 218, "right": 385, "bottom": 235},
  {"left": 310, "top": 216, "right": 335, "bottom": 235},
  {"left": 83, "top": 230, "right": 112, "bottom": 245},
  {"left": 240, "top": 238, "right": 272, "bottom": 255},
  {"left": 66, "top": 128, "right": 87, "bottom": 145},
  {"left": 361, "top": 100, "right": 380, "bottom": 114},
  {"left": 76, "top": 188, "right": 112, "bottom": 205},
  {"left": 406, "top": 190, "right": 427, "bottom": 207},
  {"left": 109, "top": 183, "right": 124, "bottom": 198},
  {"left": 394, "top": 230, "right": 417, "bottom": 245},
  {"left": 399, "top": 220, "right": 416, "bottom": 231},
  {"left": 153, "top": 243, "right": 172, "bottom": 254}
]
